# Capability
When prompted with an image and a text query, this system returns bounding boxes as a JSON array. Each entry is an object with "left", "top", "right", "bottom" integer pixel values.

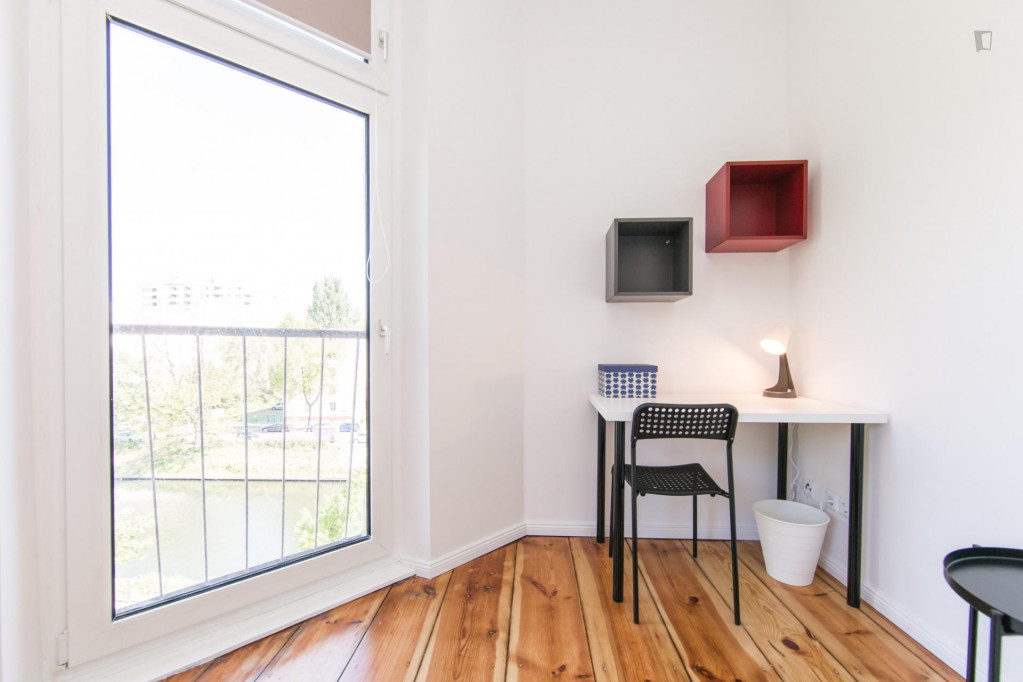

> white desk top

[{"left": 589, "top": 392, "right": 888, "bottom": 424}]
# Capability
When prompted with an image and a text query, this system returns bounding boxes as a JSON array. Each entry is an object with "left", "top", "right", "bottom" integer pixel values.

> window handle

[{"left": 379, "top": 319, "right": 391, "bottom": 355}]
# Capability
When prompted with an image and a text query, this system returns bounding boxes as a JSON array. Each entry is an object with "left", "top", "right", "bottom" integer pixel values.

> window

[
  {"left": 108, "top": 21, "right": 371, "bottom": 616},
  {"left": 61, "top": 0, "right": 391, "bottom": 663}
]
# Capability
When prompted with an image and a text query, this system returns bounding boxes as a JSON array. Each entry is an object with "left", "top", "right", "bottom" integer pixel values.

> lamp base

[
  {"left": 763, "top": 353, "right": 797, "bottom": 399},
  {"left": 763, "top": 387, "right": 797, "bottom": 399}
]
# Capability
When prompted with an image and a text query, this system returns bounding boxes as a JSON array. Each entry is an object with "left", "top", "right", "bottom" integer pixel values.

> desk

[{"left": 590, "top": 392, "right": 888, "bottom": 608}]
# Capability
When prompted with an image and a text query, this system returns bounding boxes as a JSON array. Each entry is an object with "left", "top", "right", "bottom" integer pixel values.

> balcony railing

[{"left": 111, "top": 324, "right": 368, "bottom": 615}]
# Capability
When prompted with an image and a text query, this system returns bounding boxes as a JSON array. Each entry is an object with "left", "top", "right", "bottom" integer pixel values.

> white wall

[
  {"left": 400, "top": 0, "right": 527, "bottom": 561},
  {"left": 0, "top": 0, "right": 44, "bottom": 679},
  {"left": 392, "top": 0, "right": 433, "bottom": 568},
  {"left": 785, "top": 1, "right": 1023, "bottom": 676},
  {"left": 522, "top": 0, "right": 794, "bottom": 538}
]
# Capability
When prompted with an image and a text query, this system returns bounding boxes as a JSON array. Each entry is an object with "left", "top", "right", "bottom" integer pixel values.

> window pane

[{"left": 108, "top": 21, "right": 370, "bottom": 616}]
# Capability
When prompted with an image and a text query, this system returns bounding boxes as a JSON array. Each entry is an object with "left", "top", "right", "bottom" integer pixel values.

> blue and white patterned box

[{"left": 597, "top": 364, "right": 658, "bottom": 398}]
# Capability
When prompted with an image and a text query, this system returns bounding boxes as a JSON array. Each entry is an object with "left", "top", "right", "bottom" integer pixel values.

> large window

[{"left": 108, "top": 20, "right": 370, "bottom": 616}]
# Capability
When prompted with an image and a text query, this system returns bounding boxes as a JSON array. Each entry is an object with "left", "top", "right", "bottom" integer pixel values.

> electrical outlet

[
  {"left": 840, "top": 500, "right": 850, "bottom": 518},
  {"left": 802, "top": 478, "right": 816, "bottom": 501},
  {"left": 825, "top": 489, "right": 840, "bottom": 513}
]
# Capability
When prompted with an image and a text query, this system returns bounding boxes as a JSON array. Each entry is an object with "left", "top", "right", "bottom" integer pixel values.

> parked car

[
  {"left": 305, "top": 422, "right": 334, "bottom": 433},
  {"left": 261, "top": 423, "right": 290, "bottom": 433},
  {"left": 270, "top": 402, "right": 284, "bottom": 411},
  {"left": 338, "top": 422, "right": 361, "bottom": 433}
]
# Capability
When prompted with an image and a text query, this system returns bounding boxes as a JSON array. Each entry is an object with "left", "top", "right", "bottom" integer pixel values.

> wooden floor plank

[
  {"left": 253, "top": 587, "right": 388, "bottom": 681},
  {"left": 569, "top": 537, "right": 688, "bottom": 681},
  {"left": 339, "top": 575, "right": 451, "bottom": 682},
  {"left": 635, "top": 539, "right": 775, "bottom": 682},
  {"left": 416, "top": 545, "right": 516, "bottom": 682},
  {"left": 195, "top": 626, "right": 299, "bottom": 682},
  {"left": 815, "top": 567, "right": 962, "bottom": 681},
  {"left": 737, "top": 542, "right": 947, "bottom": 681},
  {"left": 159, "top": 537, "right": 960, "bottom": 682},
  {"left": 507, "top": 537, "right": 594, "bottom": 681},
  {"left": 686, "top": 540, "right": 853, "bottom": 682}
]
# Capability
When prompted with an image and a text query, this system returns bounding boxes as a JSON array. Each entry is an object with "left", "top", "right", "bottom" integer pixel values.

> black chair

[{"left": 625, "top": 403, "right": 740, "bottom": 625}]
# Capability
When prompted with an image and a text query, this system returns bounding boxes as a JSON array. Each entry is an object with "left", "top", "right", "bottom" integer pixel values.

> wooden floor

[{"left": 164, "top": 537, "right": 962, "bottom": 681}]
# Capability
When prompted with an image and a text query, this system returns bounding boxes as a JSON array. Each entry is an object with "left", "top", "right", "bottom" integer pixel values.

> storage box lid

[{"left": 598, "top": 364, "right": 658, "bottom": 372}]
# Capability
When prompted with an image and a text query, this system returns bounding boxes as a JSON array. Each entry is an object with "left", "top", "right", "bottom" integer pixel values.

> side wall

[
  {"left": 785, "top": 1, "right": 1023, "bottom": 676},
  {"left": 422, "top": 0, "right": 527, "bottom": 560},
  {"left": 521, "top": 1, "right": 794, "bottom": 538},
  {"left": 0, "top": 0, "right": 44, "bottom": 678}
]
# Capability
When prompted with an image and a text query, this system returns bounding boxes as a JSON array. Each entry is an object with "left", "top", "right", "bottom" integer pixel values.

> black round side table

[{"left": 943, "top": 547, "right": 1023, "bottom": 682}]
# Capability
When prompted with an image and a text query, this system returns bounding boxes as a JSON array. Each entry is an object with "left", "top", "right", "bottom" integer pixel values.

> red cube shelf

[{"left": 705, "top": 160, "right": 807, "bottom": 253}]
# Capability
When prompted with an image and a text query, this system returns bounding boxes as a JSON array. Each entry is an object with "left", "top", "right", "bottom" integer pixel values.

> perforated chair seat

[{"left": 624, "top": 463, "right": 725, "bottom": 497}]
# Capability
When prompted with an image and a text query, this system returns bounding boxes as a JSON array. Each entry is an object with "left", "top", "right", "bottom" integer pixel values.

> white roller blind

[{"left": 254, "top": 0, "right": 371, "bottom": 57}]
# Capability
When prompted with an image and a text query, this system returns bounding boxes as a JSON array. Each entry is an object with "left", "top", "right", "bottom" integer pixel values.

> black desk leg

[
  {"left": 597, "top": 414, "right": 606, "bottom": 543},
  {"left": 966, "top": 606, "right": 978, "bottom": 682},
  {"left": 612, "top": 421, "right": 625, "bottom": 603},
  {"left": 989, "top": 609, "right": 1003, "bottom": 682},
  {"left": 848, "top": 423, "right": 865, "bottom": 608},
  {"left": 777, "top": 423, "right": 789, "bottom": 499}
]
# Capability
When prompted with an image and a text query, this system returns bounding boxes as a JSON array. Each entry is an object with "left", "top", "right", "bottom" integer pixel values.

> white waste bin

[{"left": 753, "top": 499, "right": 830, "bottom": 586}]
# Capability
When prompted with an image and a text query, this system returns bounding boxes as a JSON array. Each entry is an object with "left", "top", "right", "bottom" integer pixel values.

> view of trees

[
  {"left": 294, "top": 474, "right": 368, "bottom": 552},
  {"left": 307, "top": 276, "right": 359, "bottom": 329},
  {"left": 112, "top": 277, "right": 368, "bottom": 611}
]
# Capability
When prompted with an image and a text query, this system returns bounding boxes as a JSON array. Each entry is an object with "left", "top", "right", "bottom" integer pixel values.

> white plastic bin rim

[{"left": 753, "top": 499, "right": 829, "bottom": 528}]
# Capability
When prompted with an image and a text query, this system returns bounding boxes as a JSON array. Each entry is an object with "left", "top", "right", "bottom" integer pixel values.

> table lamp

[{"left": 761, "top": 326, "right": 796, "bottom": 398}]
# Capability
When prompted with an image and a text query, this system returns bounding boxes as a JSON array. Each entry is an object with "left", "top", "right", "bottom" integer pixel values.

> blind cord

[{"left": 365, "top": 18, "right": 391, "bottom": 284}]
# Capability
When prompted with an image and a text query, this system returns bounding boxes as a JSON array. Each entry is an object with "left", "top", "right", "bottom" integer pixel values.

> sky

[{"left": 108, "top": 21, "right": 369, "bottom": 328}]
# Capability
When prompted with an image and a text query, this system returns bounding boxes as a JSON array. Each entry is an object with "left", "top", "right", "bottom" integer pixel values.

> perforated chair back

[{"left": 632, "top": 403, "right": 737, "bottom": 442}]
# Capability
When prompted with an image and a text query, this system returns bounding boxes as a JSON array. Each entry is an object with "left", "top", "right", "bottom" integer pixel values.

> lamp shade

[{"left": 760, "top": 325, "right": 791, "bottom": 356}]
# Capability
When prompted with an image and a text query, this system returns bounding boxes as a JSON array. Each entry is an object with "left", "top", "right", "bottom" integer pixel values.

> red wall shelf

[{"left": 705, "top": 160, "right": 808, "bottom": 253}]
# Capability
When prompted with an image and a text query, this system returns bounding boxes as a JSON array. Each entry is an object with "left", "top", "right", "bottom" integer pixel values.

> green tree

[
  {"left": 290, "top": 277, "right": 361, "bottom": 426},
  {"left": 294, "top": 475, "right": 367, "bottom": 550},
  {"left": 288, "top": 339, "right": 337, "bottom": 428},
  {"left": 307, "top": 276, "right": 359, "bottom": 329}
]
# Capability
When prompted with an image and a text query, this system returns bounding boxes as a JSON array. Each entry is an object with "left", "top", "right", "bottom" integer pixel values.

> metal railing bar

[
  {"left": 114, "top": 476, "right": 348, "bottom": 483},
  {"left": 113, "top": 324, "right": 365, "bottom": 339},
  {"left": 280, "top": 336, "right": 288, "bottom": 560},
  {"left": 140, "top": 334, "right": 164, "bottom": 596},
  {"left": 196, "top": 335, "right": 210, "bottom": 583},
  {"left": 118, "top": 326, "right": 367, "bottom": 612},
  {"left": 313, "top": 337, "right": 326, "bottom": 548},
  {"left": 242, "top": 335, "right": 250, "bottom": 570},
  {"left": 343, "top": 338, "right": 361, "bottom": 541}
]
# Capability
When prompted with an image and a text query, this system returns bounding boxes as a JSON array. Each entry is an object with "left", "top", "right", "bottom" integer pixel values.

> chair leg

[
  {"left": 728, "top": 493, "right": 740, "bottom": 625},
  {"left": 632, "top": 485, "right": 639, "bottom": 624},
  {"left": 692, "top": 496, "right": 698, "bottom": 558}
]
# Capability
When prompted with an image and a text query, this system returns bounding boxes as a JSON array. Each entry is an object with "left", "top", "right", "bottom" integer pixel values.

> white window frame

[{"left": 61, "top": 0, "right": 394, "bottom": 666}]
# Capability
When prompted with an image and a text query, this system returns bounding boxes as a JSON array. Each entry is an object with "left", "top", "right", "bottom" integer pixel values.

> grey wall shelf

[{"left": 606, "top": 218, "right": 693, "bottom": 302}]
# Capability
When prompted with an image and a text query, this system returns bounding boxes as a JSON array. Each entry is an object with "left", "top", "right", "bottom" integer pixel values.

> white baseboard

[
  {"left": 818, "top": 553, "right": 966, "bottom": 677},
  {"left": 525, "top": 521, "right": 760, "bottom": 541},
  {"left": 401, "top": 522, "right": 528, "bottom": 579},
  {"left": 55, "top": 558, "right": 413, "bottom": 682}
]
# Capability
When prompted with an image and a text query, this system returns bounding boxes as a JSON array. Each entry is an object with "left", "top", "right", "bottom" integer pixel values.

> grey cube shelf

[{"left": 606, "top": 218, "right": 693, "bottom": 302}]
